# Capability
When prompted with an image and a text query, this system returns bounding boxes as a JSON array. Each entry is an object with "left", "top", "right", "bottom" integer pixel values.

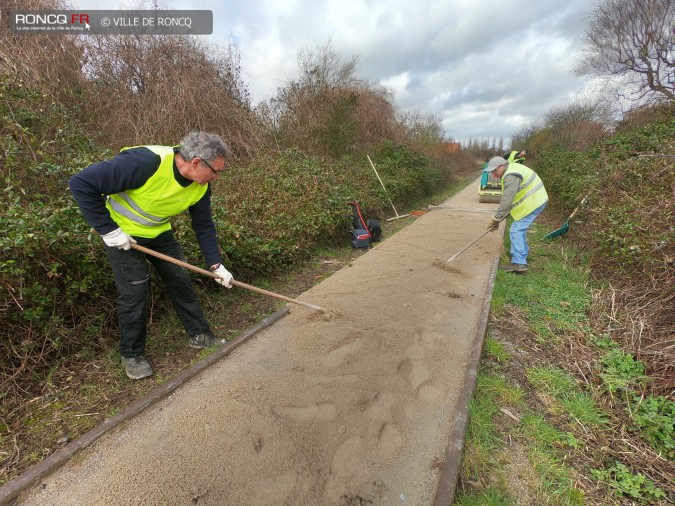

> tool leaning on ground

[
  {"left": 366, "top": 154, "right": 411, "bottom": 221},
  {"left": 90, "top": 229, "right": 324, "bottom": 311}
]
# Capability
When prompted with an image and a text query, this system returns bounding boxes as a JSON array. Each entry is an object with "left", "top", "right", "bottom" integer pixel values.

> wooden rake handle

[
  {"left": 367, "top": 154, "right": 400, "bottom": 217},
  {"left": 446, "top": 230, "right": 492, "bottom": 263},
  {"left": 133, "top": 243, "right": 323, "bottom": 311},
  {"left": 91, "top": 230, "right": 323, "bottom": 311},
  {"left": 567, "top": 194, "right": 590, "bottom": 221}
]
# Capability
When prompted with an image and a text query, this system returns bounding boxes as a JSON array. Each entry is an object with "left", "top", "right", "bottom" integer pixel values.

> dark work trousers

[{"left": 104, "top": 230, "right": 210, "bottom": 358}]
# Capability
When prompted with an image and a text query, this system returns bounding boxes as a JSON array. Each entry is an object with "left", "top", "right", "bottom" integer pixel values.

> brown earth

[{"left": 17, "top": 178, "right": 503, "bottom": 506}]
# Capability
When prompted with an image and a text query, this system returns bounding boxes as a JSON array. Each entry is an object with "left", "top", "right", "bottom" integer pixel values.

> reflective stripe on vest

[
  {"left": 502, "top": 163, "right": 548, "bottom": 221},
  {"left": 105, "top": 145, "right": 208, "bottom": 238},
  {"left": 107, "top": 194, "right": 170, "bottom": 226}
]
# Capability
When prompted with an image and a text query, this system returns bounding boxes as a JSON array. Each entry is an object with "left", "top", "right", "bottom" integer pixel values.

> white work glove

[
  {"left": 101, "top": 227, "right": 136, "bottom": 250},
  {"left": 212, "top": 264, "right": 233, "bottom": 288}
]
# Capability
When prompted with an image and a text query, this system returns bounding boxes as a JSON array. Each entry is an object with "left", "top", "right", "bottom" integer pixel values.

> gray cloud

[{"left": 77, "top": 0, "right": 594, "bottom": 144}]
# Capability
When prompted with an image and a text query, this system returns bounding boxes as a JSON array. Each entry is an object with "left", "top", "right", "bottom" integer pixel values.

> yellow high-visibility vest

[
  {"left": 506, "top": 150, "right": 525, "bottom": 164},
  {"left": 105, "top": 146, "right": 208, "bottom": 237},
  {"left": 501, "top": 163, "right": 548, "bottom": 220}
]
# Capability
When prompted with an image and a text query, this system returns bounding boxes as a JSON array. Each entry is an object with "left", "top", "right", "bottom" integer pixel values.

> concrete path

[{"left": 15, "top": 177, "right": 501, "bottom": 506}]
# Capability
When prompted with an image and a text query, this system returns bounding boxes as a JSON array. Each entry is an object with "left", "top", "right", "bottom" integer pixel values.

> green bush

[
  {"left": 592, "top": 461, "right": 667, "bottom": 503},
  {"left": 632, "top": 395, "right": 675, "bottom": 460},
  {"left": 1, "top": 80, "right": 454, "bottom": 394},
  {"left": 535, "top": 112, "right": 674, "bottom": 281},
  {"left": 175, "top": 144, "right": 451, "bottom": 275},
  {"left": 1, "top": 80, "right": 110, "bottom": 386},
  {"left": 599, "top": 349, "right": 646, "bottom": 394}
]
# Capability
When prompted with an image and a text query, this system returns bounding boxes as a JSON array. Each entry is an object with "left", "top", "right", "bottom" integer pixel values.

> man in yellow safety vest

[
  {"left": 484, "top": 156, "right": 548, "bottom": 272},
  {"left": 69, "top": 132, "right": 234, "bottom": 379},
  {"left": 503, "top": 149, "right": 527, "bottom": 164}
]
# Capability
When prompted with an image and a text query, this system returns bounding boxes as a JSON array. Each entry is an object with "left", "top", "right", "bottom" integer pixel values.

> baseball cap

[{"left": 485, "top": 156, "right": 507, "bottom": 172}]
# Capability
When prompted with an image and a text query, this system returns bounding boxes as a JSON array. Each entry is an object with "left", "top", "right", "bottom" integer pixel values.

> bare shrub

[
  {"left": 82, "top": 35, "right": 263, "bottom": 157},
  {"left": 1, "top": 1, "right": 264, "bottom": 158},
  {"left": 0, "top": 0, "right": 86, "bottom": 102},
  {"left": 510, "top": 97, "right": 613, "bottom": 159},
  {"left": 543, "top": 98, "right": 613, "bottom": 150},
  {"left": 398, "top": 110, "right": 445, "bottom": 148},
  {"left": 590, "top": 280, "right": 674, "bottom": 396},
  {"left": 511, "top": 121, "right": 541, "bottom": 148},
  {"left": 262, "top": 39, "right": 401, "bottom": 156},
  {"left": 615, "top": 101, "right": 675, "bottom": 132}
]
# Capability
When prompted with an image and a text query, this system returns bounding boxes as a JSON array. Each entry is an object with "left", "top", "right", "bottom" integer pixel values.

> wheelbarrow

[{"left": 542, "top": 194, "right": 589, "bottom": 241}]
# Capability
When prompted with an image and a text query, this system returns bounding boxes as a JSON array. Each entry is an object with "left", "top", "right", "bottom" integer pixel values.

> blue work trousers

[{"left": 509, "top": 202, "right": 547, "bottom": 265}]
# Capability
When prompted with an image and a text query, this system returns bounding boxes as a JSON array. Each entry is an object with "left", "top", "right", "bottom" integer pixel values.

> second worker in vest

[
  {"left": 484, "top": 156, "right": 548, "bottom": 272},
  {"left": 69, "top": 132, "right": 234, "bottom": 379},
  {"left": 503, "top": 149, "right": 527, "bottom": 164}
]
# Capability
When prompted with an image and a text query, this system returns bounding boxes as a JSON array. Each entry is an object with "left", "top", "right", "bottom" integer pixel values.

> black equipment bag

[
  {"left": 367, "top": 218, "right": 382, "bottom": 242},
  {"left": 351, "top": 228, "right": 371, "bottom": 249},
  {"left": 348, "top": 201, "right": 382, "bottom": 248}
]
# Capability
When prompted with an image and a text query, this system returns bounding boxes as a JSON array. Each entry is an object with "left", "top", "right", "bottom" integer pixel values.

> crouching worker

[
  {"left": 69, "top": 132, "right": 234, "bottom": 379},
  {"left": 484, "top": 156, "right": 548, "bottom": 273}
]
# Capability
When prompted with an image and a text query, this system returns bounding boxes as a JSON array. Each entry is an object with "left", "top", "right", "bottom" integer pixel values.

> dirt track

[{"left": 18, "top": 177, "right": 502, "bottom": 506}]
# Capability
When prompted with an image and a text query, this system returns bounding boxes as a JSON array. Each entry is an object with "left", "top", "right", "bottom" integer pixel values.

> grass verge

[{"left": 453, "top": 221, "right": 674, "bottom": 506}]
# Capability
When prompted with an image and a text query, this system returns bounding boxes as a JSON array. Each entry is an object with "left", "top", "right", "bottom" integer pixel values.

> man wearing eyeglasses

[{"left": 69, "top": 131, "right": 234, "bottom": 380}]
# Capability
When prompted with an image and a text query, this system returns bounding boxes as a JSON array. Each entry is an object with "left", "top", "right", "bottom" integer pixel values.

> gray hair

[{"left": 178, "top": 131, "right": 232, "bottom": 162}]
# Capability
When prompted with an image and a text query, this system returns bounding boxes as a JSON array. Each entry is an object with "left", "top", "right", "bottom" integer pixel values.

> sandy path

[{"left": 19, "top": 178, "right": 501, "bottom": 506}]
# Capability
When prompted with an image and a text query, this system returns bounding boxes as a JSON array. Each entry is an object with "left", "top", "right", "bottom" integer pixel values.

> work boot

[
  {"left": 121, "top": 355, "right": 153, "bottom": 380},
  {"left": 188, "top": 330, "right": 227, "bottom": 349},
  {"left": 500, "top": 263, "right": 528, "bottom": 272}
]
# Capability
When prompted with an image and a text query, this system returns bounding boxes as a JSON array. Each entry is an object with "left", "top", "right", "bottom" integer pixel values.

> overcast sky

[{"left": 73, "top": 0, "right": 596, "bottom": 146}]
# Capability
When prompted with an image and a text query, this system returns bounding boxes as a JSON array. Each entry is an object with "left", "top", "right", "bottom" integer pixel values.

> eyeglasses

[{"left": 199, "top": 158, "right": 224, "bottom": 176}]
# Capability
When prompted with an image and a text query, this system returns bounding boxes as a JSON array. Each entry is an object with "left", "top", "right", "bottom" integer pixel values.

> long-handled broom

[{"left": 367, "top": 155, "right": 410, "bottom": 222}]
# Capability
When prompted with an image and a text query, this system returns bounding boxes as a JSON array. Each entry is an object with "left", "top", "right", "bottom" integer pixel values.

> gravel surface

[{"left": 19, "top": 178, "right": 502, "bottom": 506}]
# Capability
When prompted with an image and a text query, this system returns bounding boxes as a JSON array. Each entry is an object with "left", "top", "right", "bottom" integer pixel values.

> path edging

[
  {"left": 433, "top": 255, "right": 500, "bottom": 505},
  {"left": 0, "top": 307, "right": 289, "bottom": 506}
]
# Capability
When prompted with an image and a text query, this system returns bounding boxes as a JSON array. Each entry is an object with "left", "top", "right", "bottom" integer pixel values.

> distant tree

[
  {"left": 398, "top": 110, "right": 444, "bottom": 146},
  {"left": 575, "top": 0, "right": 675, "bottom": 102},
  {"left": 264, "top": 39, "right": 400, "bottom": 156},
  {"left": 543, "top": 97, "right": 613, "bottom": 150},
  {"left": 511, "top": 97, "right": 613, "bottom": 155},
  {"left": 511, "top": 122, "right": 541, "bottom": 152}
]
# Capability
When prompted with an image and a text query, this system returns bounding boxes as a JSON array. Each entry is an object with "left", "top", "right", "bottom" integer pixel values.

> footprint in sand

[
  {"left": 323, "top": 437, "right": 372, "bottom": 499},
  {"left": 396, "top": 345, "right": 430, "bottom": 388},
  {"left": 253, "top": 472, "right": 297, "bottom": 504},
  {"left": 376, "top": 422, "right": 404, "bottom": 460},
  {"left": 363, "top": 392, "right": 395, "bottom": 421},
  {"left": 361, "top": 394, "right": 405, "bottom": 460},
  {"left": 320, "top": 338, "right": 364, "bottom": 368},
  {"left": 274, "top": 402, "right": 337, "bottom": 421}
]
